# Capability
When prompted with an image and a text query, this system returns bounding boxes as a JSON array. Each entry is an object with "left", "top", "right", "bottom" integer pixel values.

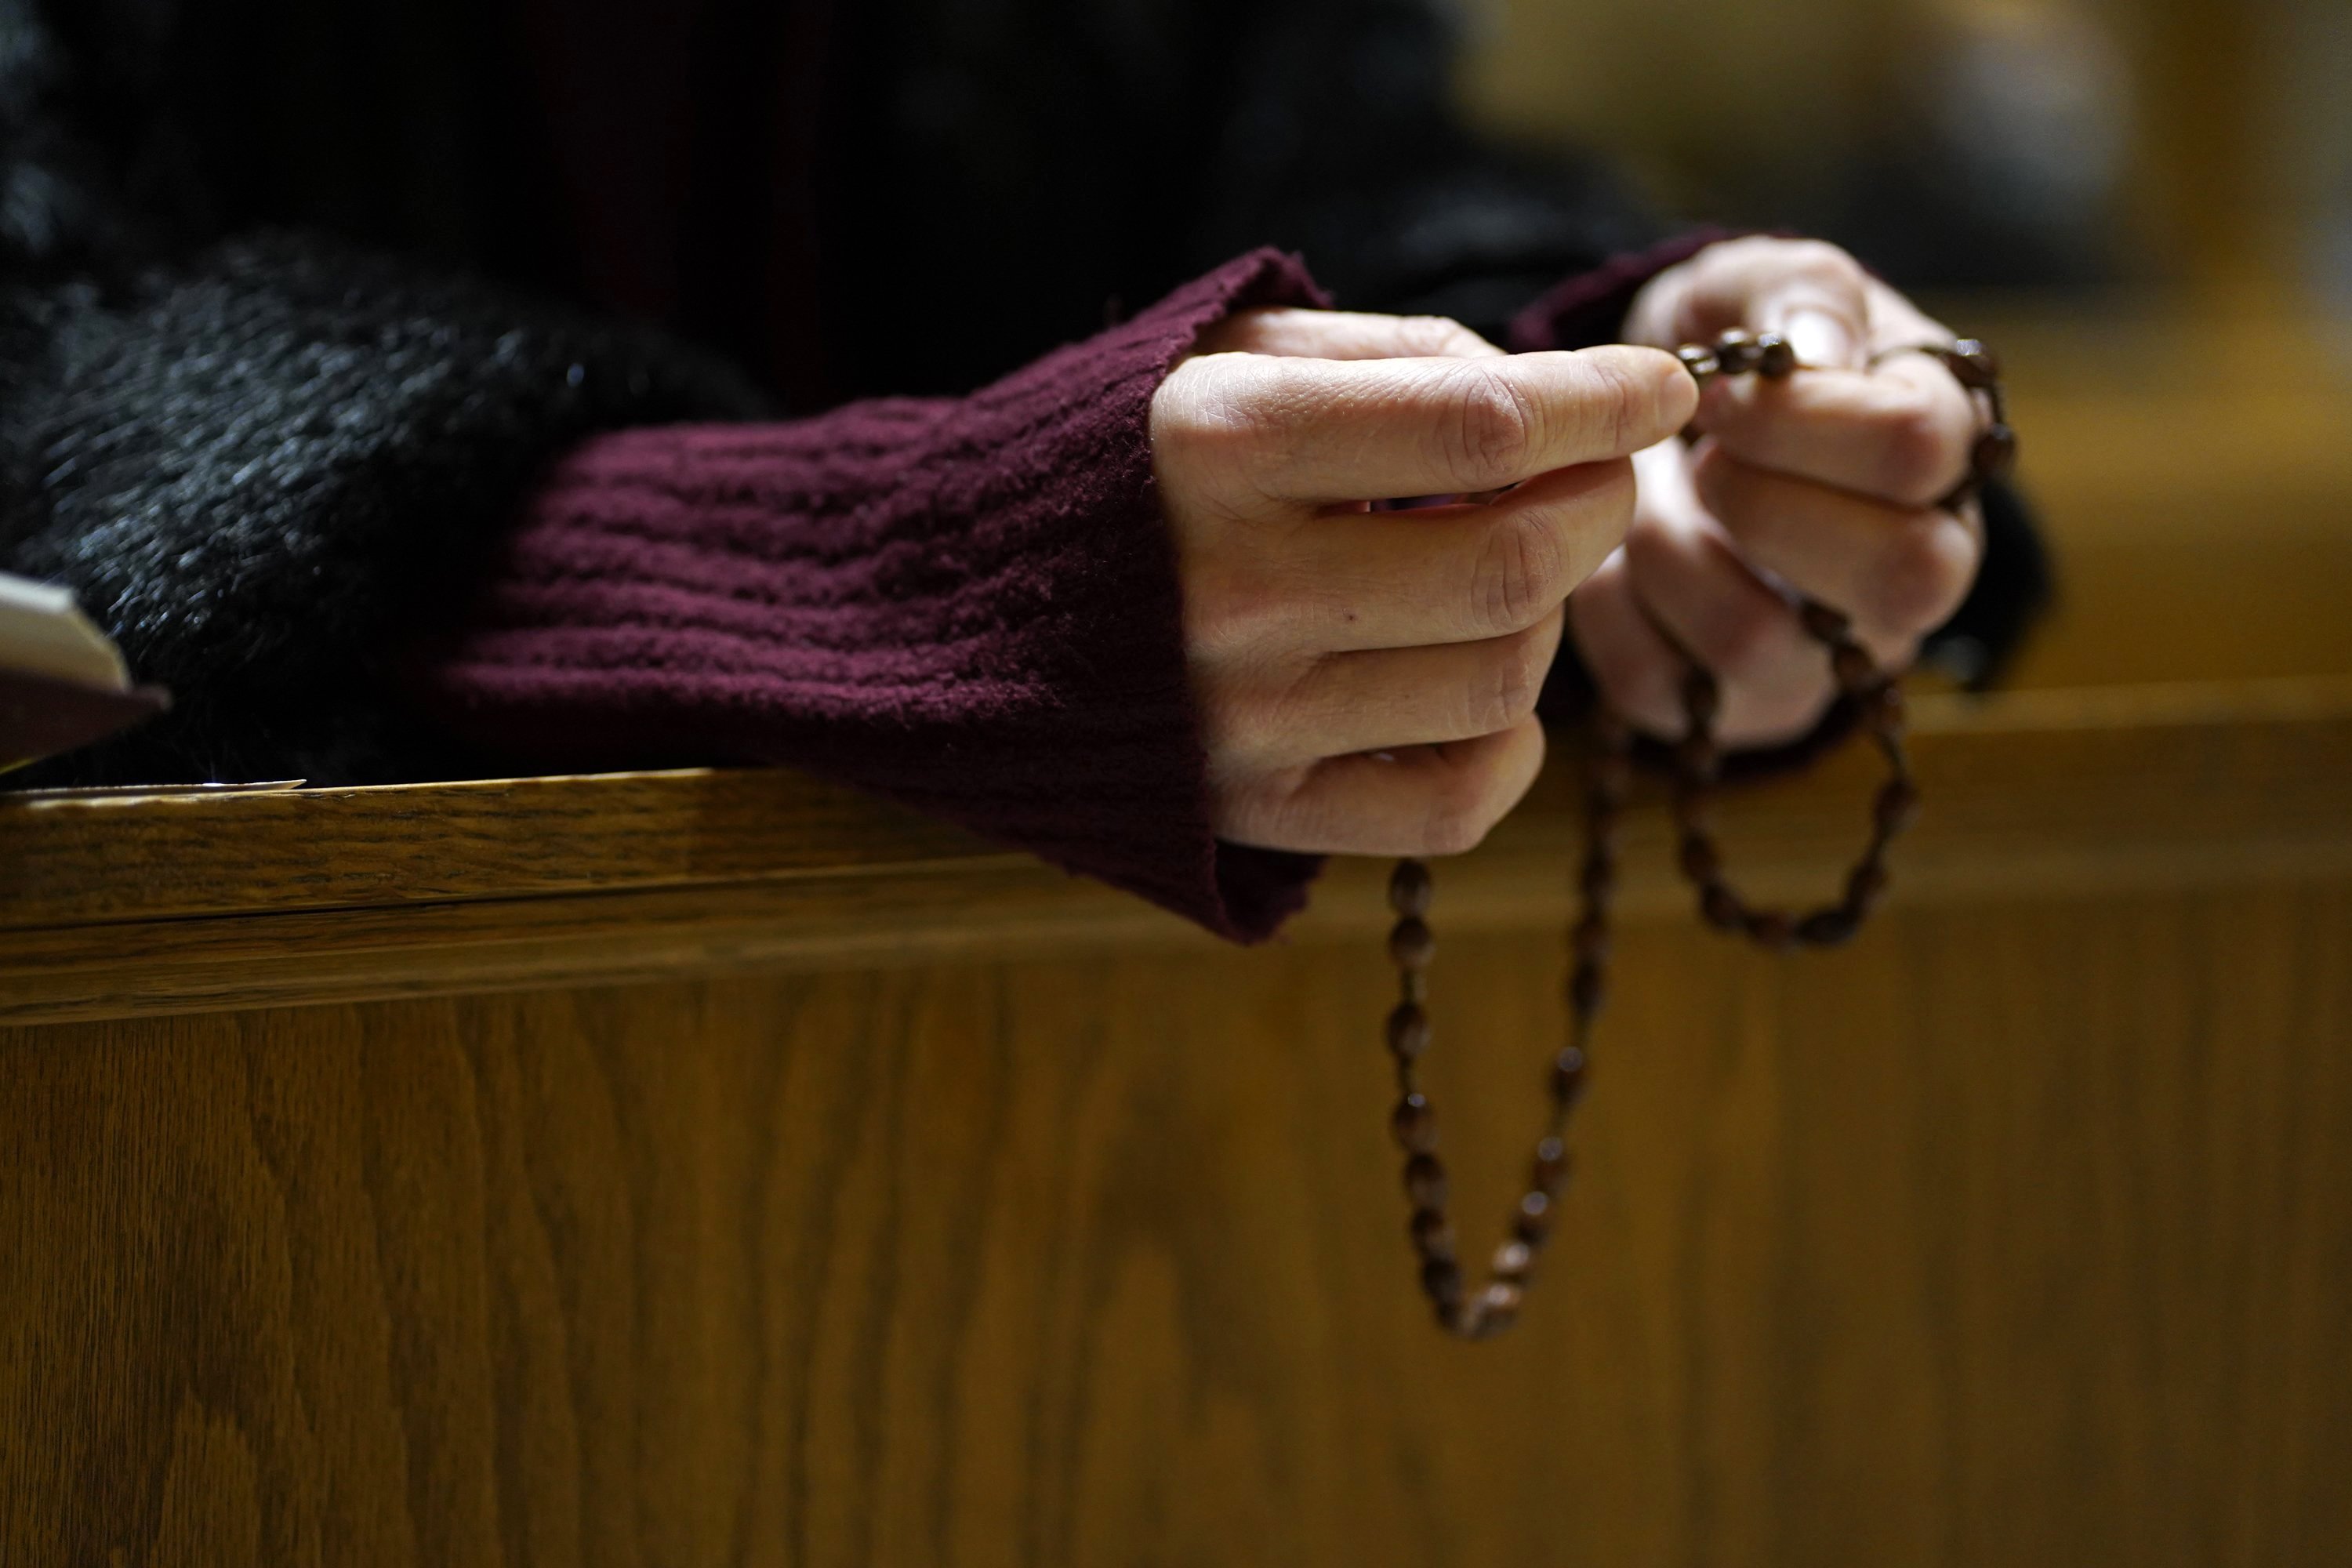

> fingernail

[{"left": 1784, "top": 308, "right": 1857, "bottom": 369}]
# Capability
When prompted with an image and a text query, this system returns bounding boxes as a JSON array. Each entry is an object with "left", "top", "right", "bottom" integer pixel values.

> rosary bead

[
  {"left": 1867, "top": 681, "right": 1906, "bottom": 735},
  {"left": 1677, "top": 344, "right": 1722, "bottom": 384},
  {"left": 1799, "top": 601, "right": 1853, "bottom": 642},
  {"left": 1846, "top": 860, "right": 1889, "bottom": 911},
  {"left": 1391, "top": 1093, "right": 1439, "bottom": 1152},
  {"left": 1875, "top": 777, "right": 1922, "bottom": 836},
  {"left": 1745, "top": 909, "right": 1797, "bottom": 951},
  {"left": 1388, "top": 916, "right": 1436, "bottom": 971},
  {"left": 1549, "top": 1046, "right": 1589, "bottom": 1109},
  {"left": 1572, "top": 913, "right": 1610, "bottom": 964},
  {"left": 1493, "top": 1240, "right": 1534, "bottom": 1283},
  {"left": 1410, "top": 1207, "right": 1456, "bottom": 1260},
  {"left": 1421, "top": 1257, "right": 1466, "bottom": 1308},
  {"left": 1831, "top": 641, "right": 1877, "bottom": 691},
  {"left": 1797, "top": 906, "right": 1861, "bottom": 947},
  {"left": 1568, "top": 960, "right": 1606, "bottom": 1019},
  {"left": 1580, "top": 849, "right": 1617, "bottom": 902},
  {"left": 1679, "top": 833, "right": 1722, "bottom": 884},
  {"left": 1530, "top": 1136, "right": 1570, "bottom": 1195},
  {"left": 1385, "top": 1002, "right": 1432, "bottom": 1059},
  {"left": 1972, "top": 423, "right": 2019, "bottom": 481},
  {"left": 1681, "top": 668, "right": 1722, "bottom": 727},
  {"left": 1403, "top": 1152, "right": 1449, "bottom": 1209},
  {"left": 1701, "top": 881, "right": 1747, "bottom": 931},
  {"left": 1513, "top": 1191, "right": 1554, "bottom": 1246},
  {"left": 1943, "top": 339, "right": 2002, "bottom": 389},
  {"left": 1715, "top": 328, "right": 1759, "bottom": 373},
  {"left": 1755, "top": 332, "right": 1797, "bottom": 379},
  {"left": 1591, "top": 750, "right": 1635, "bottom": 800},
  {"left": 1388, "top": 858, "right": 1434, "bottom": 918}
]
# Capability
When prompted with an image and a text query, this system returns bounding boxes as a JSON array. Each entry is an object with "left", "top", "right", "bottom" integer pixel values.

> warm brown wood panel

[
  {"left": 7, "top": 679, "right": 2351, "bottom": 1025},
  {"left": 4, "top": 881, "right": 2348, "bottom": 1566}
]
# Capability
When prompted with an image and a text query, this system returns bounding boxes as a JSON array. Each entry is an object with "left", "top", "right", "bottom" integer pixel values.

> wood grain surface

[
  {"left": 5, "top": 679, "right": 2350, "bottom": 1025},
  {"left": 5, "top": 681, "right": 2350, "bottom": 1566},
  {"left": 4, "top": 884, "right": 2348, "bottom": 1566}
]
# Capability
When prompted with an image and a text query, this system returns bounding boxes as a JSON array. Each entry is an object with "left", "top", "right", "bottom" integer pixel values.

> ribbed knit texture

[{"left": 416, "top": 248, "right": 1331, "bottom": 942}]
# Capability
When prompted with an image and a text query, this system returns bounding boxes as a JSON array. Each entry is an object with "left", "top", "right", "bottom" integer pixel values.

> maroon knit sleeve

[{"left": 409, "top": 249, "right": 1329, "bottom": 942}]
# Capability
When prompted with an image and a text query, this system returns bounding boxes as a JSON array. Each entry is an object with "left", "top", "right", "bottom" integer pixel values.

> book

[{"left": 0, "top": 573, "right": 171, "bottom": 774}]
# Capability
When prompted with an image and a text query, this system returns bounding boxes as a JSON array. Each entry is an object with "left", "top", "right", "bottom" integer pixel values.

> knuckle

[
  {"left": 1469, "top": 507, "right": 1569, "bottom": 635},
  {"left": 1877, "top": 398, "right": 1963, "bottom": 503},
  {"left": 1784, "top": 238, "right": 1866, "bottom": 288},
  {"left": 1436, "top": 363, "right": 1539, "bottom": 488},
  {"left": 1417, "top": 762, "right": 1506, "bottom": 857},
  {"left": 1868, "top": 524, "right": 1973, "bottom": 630},
  {"left": 1460, "top": 623, "right": 1550, "bottom": 734}
]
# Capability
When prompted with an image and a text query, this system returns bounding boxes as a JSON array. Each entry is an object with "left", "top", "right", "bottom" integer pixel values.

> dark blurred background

[{"left": 1454, "top": 0, "right": 2352, "bottom": 694}]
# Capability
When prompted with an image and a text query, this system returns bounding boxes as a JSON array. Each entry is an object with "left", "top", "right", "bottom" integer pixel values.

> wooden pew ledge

[{"left": 5, "top": 675, "right": 2349, "bottom": 1025}]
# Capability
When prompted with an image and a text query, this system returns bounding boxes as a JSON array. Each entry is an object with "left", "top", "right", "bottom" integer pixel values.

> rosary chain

[{"left": 1381, "top": 326, "right": 2013, "bottom": 1341}]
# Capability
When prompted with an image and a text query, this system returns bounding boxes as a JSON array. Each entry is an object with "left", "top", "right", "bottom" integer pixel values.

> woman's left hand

[{"left": 1576, "top": 236, "right": 1991, "bottom": 746}]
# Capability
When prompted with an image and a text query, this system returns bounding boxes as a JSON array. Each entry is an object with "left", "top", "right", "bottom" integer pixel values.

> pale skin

[{"left": 1150, "top": 236, "right": 1987, "bottom": 857}]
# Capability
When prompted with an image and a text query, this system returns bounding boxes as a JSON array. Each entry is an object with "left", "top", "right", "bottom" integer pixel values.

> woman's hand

[
  {"left": 1152, "top": 308, "right": 1694, "bottom": 856},
  {"left": 1583, "top": 237, "right": 1989, "bottom": 746}
]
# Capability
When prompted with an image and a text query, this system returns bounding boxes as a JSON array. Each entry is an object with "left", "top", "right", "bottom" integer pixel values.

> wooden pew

[{"left": 5, "top": 676, "right": 2348, "bottom": 1566}]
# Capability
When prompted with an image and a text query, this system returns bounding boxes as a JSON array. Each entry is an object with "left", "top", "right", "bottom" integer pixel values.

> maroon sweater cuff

[{"left": 412, "top": 248, "right": 1328, "bottom": 942}]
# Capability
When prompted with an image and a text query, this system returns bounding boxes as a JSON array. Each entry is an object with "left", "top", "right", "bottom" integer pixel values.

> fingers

[
  {"left": 1663, "top": 237, "right": 1873, "bottom": 370},
  {"left": 1210, "top": 607, "right": 1564, "bottom": 769},
  {"left": 1696, "top": 352, "right": 1980, "bottom": 508},
  {"left": 1691, "top": 445, "right": 1980, "bottom": 637},
  {"left": 1196, "top": 307, "right": 1505, "bottom": 361},
  {"left": 1192, "top": 457, "right": 1635, "bottom": 657},
  {"left": 1159, "top": 343, "right": 1696, "bottom": 504},
  {"left": 1211, "top": 717, "right": 1548, "bottom": 857}
]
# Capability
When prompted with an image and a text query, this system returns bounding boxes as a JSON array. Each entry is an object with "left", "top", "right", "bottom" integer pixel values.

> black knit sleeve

[{"left": 0, "top": 235, "right": 768, "bottom": 786}]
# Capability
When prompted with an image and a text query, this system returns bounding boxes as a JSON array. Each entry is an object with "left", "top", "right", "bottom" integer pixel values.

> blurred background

[{"left": 1454, "top": 0, "right": 2352, "bottom": 694}]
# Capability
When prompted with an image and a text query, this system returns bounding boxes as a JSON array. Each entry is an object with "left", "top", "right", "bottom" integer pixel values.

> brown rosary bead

[
  {"left": 1866, "top": 681, "right": 1905, "bottom": 736},
  {"left": 1549, "top": 1046, "right": 1589, "bottom": 1109},
  {"left": 1571, "top": 913, "right": 1610, "bottom": 964},
  {"left": 1973, "top": 423, "right": 2018, "bottom": 481},
  {"left": 1831, "top": 641, "right": 1876, "bottom": 691},
  {"left": 1701, "top": 880, "right": 1746, "bottom": 931},
  {"left": 1403, "top": 1152, "right": 1448, "bottom": 1209},
  {"left": 1755, "top": 332, "right": 1797, "bottom": 379},
  {"left": 1677, "top": 344, "right": 1721, "bottom": 384},
  {"left": 1391, "top": 1093, "right": 1439, "bottom": 1153},
  {"left": 1421, "top": 1258, "right": 1466, "bottom": 1308},
  {"left": 1385, "top": 1001, "right": 1431, "bottom": 1059},
  {"left": 1679, "top": 833, "right": 1722, "bottom": 884},
  {"left": 1492, "top": 1240, "right": 1534, "bottom": 1283},
  {"left": 1409, "top": 1207, "right": 1456, "bottom": 1259},
  {"left": 1388, "top": 916, "right": 1436, "bottom": 971},
  {"left": 1846, "top": 861, "right": 1889, "bottom": 912},
  {"left": 1875, "top": 776, "right": 1922, "bottom": 836},
  {"left": 1801, "top": 600, "right": 1853, "bottom": 641},
  {"left": 1512, "top": 1192, "right": 1553, "bottom": 1247},
  {"left": 1388, "top": 858, "right": 1433, "bottom": 918},
  {"left": 1530, "top": 1136, "right": 1570, "bottom": 1196},
  {"left": 1567, "top": 960, "right": 1606, "bottom": 1019},
  {"left": 1940, "top": 339, "right": 2002, "bottom": 388},
  {"left": 1745, "top": 909, "right": 1797, "bottom": 950},
  {"left": 1579, "top": 848, "right": 1617, "bottom": 902},
  {"left": 1797, "top": 906, "right": 1861, "bottom": 947},
  {"left": 1715, "top": 328, "right": 1759, "bottom": 373}
]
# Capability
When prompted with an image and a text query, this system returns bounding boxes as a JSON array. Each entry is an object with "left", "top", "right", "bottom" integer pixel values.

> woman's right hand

[{"left": 1151, "top": 307, "right": 1695, "bottom": 858}]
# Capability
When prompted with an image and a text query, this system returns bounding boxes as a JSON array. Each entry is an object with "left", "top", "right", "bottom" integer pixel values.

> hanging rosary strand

[{"left": 1383, "top": 328, "right": 2016, "bottom": 1341}]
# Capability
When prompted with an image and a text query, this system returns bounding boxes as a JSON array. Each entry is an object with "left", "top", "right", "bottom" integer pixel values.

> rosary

[{"left": 1380, "top": 329, "right": 2015, "bottom": 1340}]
